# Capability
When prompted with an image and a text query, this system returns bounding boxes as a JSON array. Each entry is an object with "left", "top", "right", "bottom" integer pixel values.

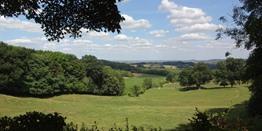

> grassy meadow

[
  {"left": 0, "top": 75, "right": 250, "bottom": 130},
  {"left": 123, "top": 74, "right": 165, "bottom": 94}
]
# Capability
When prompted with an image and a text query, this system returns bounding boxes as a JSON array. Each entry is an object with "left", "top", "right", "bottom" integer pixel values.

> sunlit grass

[{"left": 0, "top": 76, "right": 250, "bottom": 130}]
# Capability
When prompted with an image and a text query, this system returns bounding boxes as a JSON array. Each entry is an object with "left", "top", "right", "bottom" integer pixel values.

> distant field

[
  {"left": 0, "top": 76, "right": 250, "bottom": 130},
  {"left": 124, "top": 74, "right": 165, "bottom": 94}
]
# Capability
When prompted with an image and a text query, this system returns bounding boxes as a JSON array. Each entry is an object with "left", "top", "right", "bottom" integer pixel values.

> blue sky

[{"left": 0, "top": 0, "right": 249, "bottom": 61}]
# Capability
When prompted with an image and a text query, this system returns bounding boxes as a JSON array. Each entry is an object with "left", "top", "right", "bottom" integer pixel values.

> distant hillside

[{"left": 100, "top": 60, "right": 136, "bottom": 71}]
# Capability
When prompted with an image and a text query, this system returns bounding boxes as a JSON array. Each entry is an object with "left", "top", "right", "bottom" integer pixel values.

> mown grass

[
  {"left": 124, "top": 74, "right": 165, "bottom": 94},
  {"left": 0, "top": 76, "right": 250, "bottom": 130}
]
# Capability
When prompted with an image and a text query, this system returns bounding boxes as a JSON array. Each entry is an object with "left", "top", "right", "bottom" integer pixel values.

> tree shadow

[
  {"left": 179, "top": 86, "right": 240, "bottom": 92},
  {"left": 179, "top": 86, "right": 206, "bottom": 92},
  {"left": 203, "top": 86, "right": 235, "bottom": 90},
  {"left": 168, "top": 101, "right": 254, "bottom": 131}
]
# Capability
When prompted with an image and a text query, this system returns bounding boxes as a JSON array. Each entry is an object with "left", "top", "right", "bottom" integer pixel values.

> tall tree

[
  {"left": 191, "top": 63, "right": 213, "bottom": 88},
  {"left": 0, "top": 0, "right": 124, "bottom": 41},
  {"left": 214, "top": 58, "right": 246, "bottom": 87},
  {"left": 217, "top": 0, "right": 262, "bottom": 115},
  {"left": 178, "top": 63, "right": 213, "bottom": 89}
]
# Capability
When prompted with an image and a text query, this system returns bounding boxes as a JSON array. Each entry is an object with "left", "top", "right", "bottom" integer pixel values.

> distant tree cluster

[
  {"left": 136, "top": 68, "right": 170, "bottom": 76},
  {"left": 0, "top": 43, "right": 124, "bottom": 97},
  {"left": 178, "top": 59, "right": 246, "bottom": 89},
  {"left": 214, "top": 58, "right": 246, "bottom": 87},
  {"left": 178, "top": 63, "right": 213, "bottom": 89}
]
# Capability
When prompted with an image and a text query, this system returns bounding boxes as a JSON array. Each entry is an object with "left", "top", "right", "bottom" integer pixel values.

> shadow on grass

[
  {"left": 167, "top": 101, "right": 262, "bottom": 131},
  {"left": 178, "top": 86, "right": 205, "bottom": 92},
  {"left": 179, "top": 86, "right": 239, "bottom": 92}
]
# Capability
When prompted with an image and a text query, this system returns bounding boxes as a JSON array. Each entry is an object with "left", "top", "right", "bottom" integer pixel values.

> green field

[
  {"left": 124, "top": 74, "right": 165, "bottom": 94},
  {"left": 0, "top": 76, "right": 250, "bottom": 130}
]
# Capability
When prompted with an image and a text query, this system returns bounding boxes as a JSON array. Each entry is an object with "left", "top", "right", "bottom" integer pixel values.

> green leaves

[
  {"left": 0, "top": 43, "right": 125, "bottom": 97},
  {"left": 0, "top": 0, "right": 124, "bottom": 41},
  {"left": 178, "top": 63, "right": 213, "bottom": 88}
]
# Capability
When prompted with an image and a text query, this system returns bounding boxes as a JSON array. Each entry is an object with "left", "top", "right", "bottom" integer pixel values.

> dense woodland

[{"left": 0, "top": 42, "right": 124, "bottom": 97}]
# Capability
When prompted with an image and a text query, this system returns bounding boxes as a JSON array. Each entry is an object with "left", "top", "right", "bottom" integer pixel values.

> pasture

[{"left": 0, "top": 75, "right": 250, "bottom": 130}]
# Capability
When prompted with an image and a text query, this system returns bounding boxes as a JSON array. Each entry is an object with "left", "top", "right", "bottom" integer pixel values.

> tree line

[
  {"left": 164, "top": 58, "right": 247, "bottom": 89},
  {"left": 0, "top": 42, "right": 125, "bottom": 97}
]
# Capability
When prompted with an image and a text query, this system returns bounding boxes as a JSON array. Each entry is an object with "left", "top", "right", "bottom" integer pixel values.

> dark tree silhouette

[
  {"left": 0, "top": 0, "right": 125, "bottom": 41},
  {"left": 217, "top": 0, "right": 262, "bottom": 115}
]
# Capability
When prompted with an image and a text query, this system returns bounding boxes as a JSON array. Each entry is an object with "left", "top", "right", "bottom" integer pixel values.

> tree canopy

[
  {"left": 0, "top": 0, "right": 124, "bottom": 41},
  {"left": 218, "top": 0, "right": 262, "bottom": 115},
  {"left": 214, "top": 58, "right": 246, "bottom": 87},
  {"left": 178, "top": 63, "right": 213, "bottom": 88},
  {"left": 0, "top": 42, "right": 125, "bottom": 97}
]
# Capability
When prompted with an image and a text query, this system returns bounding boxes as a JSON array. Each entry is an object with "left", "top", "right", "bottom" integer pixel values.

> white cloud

[
  {"left": 179, "top": 33, "right": 210, "bottom": 41},
  {"left": 177, "top": 23, "right": 223, "bottom": 33},
  {"left": 4, "top": 36, "right": 249, "bottom": 60},
  {"left": 114, "top": 34, "right": 129, "bottom": 41},
  {"left": 86, "top": 31, "right": 109, "bottom": 39},
  {"left": 150, "top": 30, "right": 169, "bottom": 37},
  {"left": 159, "top": 0, "right": 222, "bottom": 33},
  {"left": 114, "top": 34, "right": 152, "bottom": 47},
  {"left": 0, "top": 16, "right": 41, "bottom": 32},
  {"left": 7, "top": 38, "right": 32, "bottom": 44},
  {"left": 121, "top": 14, "right": 151, "bottom": 29}
]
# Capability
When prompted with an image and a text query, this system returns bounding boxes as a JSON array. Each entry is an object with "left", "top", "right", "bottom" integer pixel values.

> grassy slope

[{"left": 0, "top": 77, "right": 250, "bottom": 130}]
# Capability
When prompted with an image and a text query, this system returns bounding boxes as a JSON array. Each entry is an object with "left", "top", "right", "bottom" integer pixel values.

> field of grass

[
  {"left": 0, "top": 76, "right": 250, "bottom": 130},
  {"left": 124, "top": 74, "right": 165, "bottom": 94}
]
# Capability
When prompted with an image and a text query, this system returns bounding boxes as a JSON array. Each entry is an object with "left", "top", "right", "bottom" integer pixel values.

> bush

[
  {"left": 0, "top": 113, "right": 162, "bottom": 131},
  {"left": 189, "top": 109, "right": 250, "bottom": 131},
  {"left": 64, "top": 118, "right": 162, "bottom": 131},
  {"left": 189, "top": 109, "right": 213, "bottom": 131},
  {"left": 143, "top": 78, "right": 153, "bottom": 89},
  {"left": 166, "top": 72, "right": 176, "bottom": 83},
  {"left": 0, "top": 112, "right": 66, "bottom": 131},
  {"left": 129, "top": 85, "right": 145, "bottom": 97}
]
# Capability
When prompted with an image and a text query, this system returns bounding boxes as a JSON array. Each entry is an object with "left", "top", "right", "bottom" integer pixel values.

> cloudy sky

[{"left": 0, "top": 0, "right": 249, "bottom": 61}]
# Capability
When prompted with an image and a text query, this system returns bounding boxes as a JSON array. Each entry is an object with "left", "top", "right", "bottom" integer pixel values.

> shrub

[
  {"left": 129, "top": 85, "right": 145, "bottom": 97},
  {"left": 189, "top": 109, "right": 250, "bottom": 131},
  {"left": 0, "top": 111, "right": 66, "bottom": 131},
  {"left": 189, "top": 109, "right": 213, "bottom": 131},
  {"left": 166, "top": 73, "right": 176, "bottom": 83},
  {"left": 143, "top": 78, "right": 153, "bottom": 89}
]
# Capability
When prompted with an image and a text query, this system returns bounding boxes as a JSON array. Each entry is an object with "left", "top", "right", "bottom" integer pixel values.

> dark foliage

[
  {"left": 0, "top": 0, "right": 124, "bottom": 41},
  {"left": 217, "top": 0, "right": 262, "bottom": 115},
  {"left": 189, "top": 109, "right": 214, "bottom": 131},
  {"left": 136, "top": 68, "right": 170, "bottom": 76},
  {"left": 64, "top": 118, "right": 162, "bottom": 131},
  {"left": 188, "top": 108, "right": 250, "bottom": 131},
  {"left": 100, "top": 60, "right": 136, "bottom": 72},
  {"left": 0, "top": 112, "right": 66, "bottom": 131}
]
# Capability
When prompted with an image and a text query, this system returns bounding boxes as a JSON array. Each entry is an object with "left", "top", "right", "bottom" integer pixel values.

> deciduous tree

[{"left": 0, "top": 0, "right": 124, "bottom": 41}]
